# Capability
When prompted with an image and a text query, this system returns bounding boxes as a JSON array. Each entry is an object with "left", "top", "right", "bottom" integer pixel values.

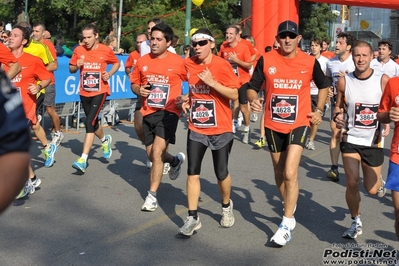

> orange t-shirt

[
  {"left": 4, "top": 53, "right": 52, "bottom": 124},
  {"left": 0, "top": 42, "right": 18, "bottom": 67},
  {"left": 42, "top": 39, "right": 57, "bottom": 85},
  {"left": 218, "top": 41, "right": 252, "bottom": 85},
  {"left": 261, "top": 49, "right": 319, "bottom": 133},
  {"left": 185, "top": 55, "right": 240, "bottom": 135},
  {"left": 70, "top": 43, "right": 119, "bottom": 97},
  {"left": 220, "top": 39, "right": 256, "bottom": 57},
  {"left": 130, "top": 52, "right": 187, "bottom": 117},
  {"left": 378, "top": 77, "right": 399, "bottom": 164},
  {"left": 126, "top": 50, "right": 140, "bottom": 70},
  {"left": 322, "top": 50, "right": 335, "bottom": 59}
]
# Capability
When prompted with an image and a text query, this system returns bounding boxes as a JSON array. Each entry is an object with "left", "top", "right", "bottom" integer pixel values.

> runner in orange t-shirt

[
  {"left": 378, "top": 76, "right": 399, "bottom": 241},
  {"left": 219, "top": 25, "right": 253, "bottom": 144},
  {"left": 69, "top": 23, "right": 120, "bottom": 174},
  {"left": 321, "top": 39, "right": 335, "bottom": 59},
  {"left": 247, "top": 20, "right": 329, "bottom": 246},
  {"left": 176, "top": 28, "right": 239, "bottom": 236},
  {"left": 131, "top": 23, "right": 187, "bottom": 212},
  {"left": 7, "top": 25, "right": 57, "bottom": 198},
  {"left": 125, "top": 33, "right": 148, "bottom": 144},
  {"left": 0, "top": 42, "right": 20, "bottom": 79}
]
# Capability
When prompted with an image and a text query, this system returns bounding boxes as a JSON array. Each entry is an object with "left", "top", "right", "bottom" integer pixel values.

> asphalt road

[{"left": 0, "top": 114, "right": 398, "bottom": 266}]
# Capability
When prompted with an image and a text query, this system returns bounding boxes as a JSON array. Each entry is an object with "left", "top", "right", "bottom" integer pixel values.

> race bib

[
  {"left": 271, "top": 94, "right": 298, "bottom": 124},
  {"left": 147, "top": 83, "right": 169, "bottom": 108},
  {"left": 191, "top": 99, "right": 216, "bottom": 127},
  {"left": 82, "top": 71, "right": 101, "bottom": 92},
  {"left": 231, "top": 64, "right": 239, "bottom": 77},
  {"left": 354, "top": 103, "right": 378, "bottom": 129}
]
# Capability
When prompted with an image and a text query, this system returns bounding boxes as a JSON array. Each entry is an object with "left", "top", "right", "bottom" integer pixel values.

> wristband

[
  {"left": 38, "top": 84, "right": 43, "bottom": 90},
  {"left": 315, "top": 107, "right": 323, "bottom": 116}
]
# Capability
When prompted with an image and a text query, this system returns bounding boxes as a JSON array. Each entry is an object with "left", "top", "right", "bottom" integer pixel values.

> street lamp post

[
  {"left": 24, "top": 0, "right": 28, "bottom": 22},
  {"left": 356, "top": 8, "right": 361, "bottom": 40}
]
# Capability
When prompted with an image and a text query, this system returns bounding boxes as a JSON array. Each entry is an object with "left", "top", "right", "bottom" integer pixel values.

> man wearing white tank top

[
  {"left": 325, "top": 32, "right": 356, "bottom": 182},
  {"left": 370, "top": 40, "right": 399, "bottom": 78},
  {"left": 334, "top": 41, "right": 390, "bottom": 239}
]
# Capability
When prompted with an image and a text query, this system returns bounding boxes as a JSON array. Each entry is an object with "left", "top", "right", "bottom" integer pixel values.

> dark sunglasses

[
  {"left": 278, "top": 32, "right": 297, "bottom": 39},
  {"left": 192, "top": 39, "right": 209, "bottom": 47},
  {"left": 1, "top": 35, "right": 8, "bottom": 38}
]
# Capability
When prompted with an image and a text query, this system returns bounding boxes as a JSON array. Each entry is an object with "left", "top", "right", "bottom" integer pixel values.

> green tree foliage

[{"left": 299, "top": 2, "right": 337, "bottom": 41}]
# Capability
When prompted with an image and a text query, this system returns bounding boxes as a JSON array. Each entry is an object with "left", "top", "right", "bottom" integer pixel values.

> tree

[{"left": 299, "top": 2, "right": 337, "bottom": 41}]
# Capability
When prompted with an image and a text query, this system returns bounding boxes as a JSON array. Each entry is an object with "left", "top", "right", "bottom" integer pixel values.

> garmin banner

[{"left": 54, "top": 55, "right": 189, "bottom": 104}]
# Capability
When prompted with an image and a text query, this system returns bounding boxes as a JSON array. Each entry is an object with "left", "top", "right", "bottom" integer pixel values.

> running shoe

[
  {"left": 141, "top": 192, "right": 158, "bottom": 212},
  {"left": 72, "top": 157, "right": 87, "bottom": 173},
  {"left": 43, "top": 143, "right": 57, "bottom": 168},
  {"left": 15, "top": 179, "right": 35, "bottom": 199},
  {"left": 179, "top": 216, "right": 202, "bottom": 236},
  {"left": 146, "top": 159, "right": 152, "bottom": 169},
  {"left": 270, "top": 224, "right": 292, "bottom": 246},
  {"left": 169, "top": 152, "right": 185, "bottom": 180},
  {"left": 250, "top": 113, "right": 258, "bottom": 122},
  {"left": 377, "top": 177, "right": 387, "bottom": 198},
  {"left": 305, "top": 140, "right": 315, "bottom": 150},
  {"left": 242, "top": 128, "right": 251, "bottom": 144},
  {"left": 163, "top": 163, "right": 171, "bottom": 175},
  {"left": 51, "top": 132, "right": 64, "bottom": 146},
  {"left": 326, "top": 167, "right": 339, "bottom": 182},
  {"left": 102, "top": 134, "right": 112, "bottom": 159},
  {"left": 342, "top": 219, "right": 362, "bottom": 239},
  {"left": 254, "top": 138, "right": 266, "bottom": 148},
  {"left": 220, "top": 199, "right": 235, "bottom": 227},
  {"left": 31, "top": 176, "right": 41, "bottom": 188}
]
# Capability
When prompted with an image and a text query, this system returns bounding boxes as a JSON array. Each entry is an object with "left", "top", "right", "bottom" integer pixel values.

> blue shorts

[{"left": 386, "top": 160, "right": 399, "bottom": 192}]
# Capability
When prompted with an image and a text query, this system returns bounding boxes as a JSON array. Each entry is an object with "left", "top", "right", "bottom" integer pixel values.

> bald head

[{"left": 43, "top": 30, "right": 51, "bottom": 40}]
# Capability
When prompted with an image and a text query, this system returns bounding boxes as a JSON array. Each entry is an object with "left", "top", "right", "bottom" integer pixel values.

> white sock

[
  {"left": 81, "top": 154, "right": 88, "bottom": 161},
  {"left": 282, "top": 216, "right": 296, "bottom": 230},
  {"left": 244, "top": 126, "right": 250, "bottom": 131}
]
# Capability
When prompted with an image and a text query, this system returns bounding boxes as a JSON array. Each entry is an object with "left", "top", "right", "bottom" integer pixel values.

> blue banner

[{"left": 54, "top": 55, "right": 189, "bottom": 104}]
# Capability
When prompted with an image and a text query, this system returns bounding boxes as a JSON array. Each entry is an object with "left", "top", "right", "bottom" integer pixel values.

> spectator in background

[
  {"left": 103, "top": 34, "right": 124, "bottom": 54},
  {"left": 373, "top": 50, "right": 379, "bottom": 59},
  {"left": 1, "top": 30, "right": 10, "bottom": 46},
  {"left": 0, "top": 21, "right": 4, "bottom": 33},
  {"left": 182, "top": 44, "right": 191, "bottom": 58},
  {"left": 54, "top": 34, "right": 73, "bottom": 57},
  {"left": 72, "top": 33, "right": 84, "bottom": 51}
]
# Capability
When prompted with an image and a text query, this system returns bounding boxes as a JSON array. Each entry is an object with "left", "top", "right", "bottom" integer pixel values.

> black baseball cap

[{"left": 277, "top": 20, "right": 299, "bottom": 36}]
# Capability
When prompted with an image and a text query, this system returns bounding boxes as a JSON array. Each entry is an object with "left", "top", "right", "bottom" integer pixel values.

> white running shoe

[
  {"left": 141, "top": 193, "right": 158, "bottom": 212},
  {"left": 179, "top": 216, "right": 202, "bottom": 236},
  {"left": 342, "top": 219, "right": 362, "bottom": 239},
  {"left": 51, "top": 132, "right": 64, "bottom": 146},
  {"left": 250, "top": 113, "right": 258, "bottom": 122},
  {"left": 270, "top": 224, "right": 292, "bottom": 246},
  {"left": 377, "top": 176, "right": 387, "bottom": 198},
  {"left": 163, "top": 163, "right": 171, "bottom": 175},
  {"left": 220, "top": 199, "right": 235, "bottom": 227}
]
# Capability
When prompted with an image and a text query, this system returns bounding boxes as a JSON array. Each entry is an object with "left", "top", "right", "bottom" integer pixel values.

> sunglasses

[
  {"left": 1, "top": 35, "right": 8, "bottom": 38},
  {"left": 278, "top": 32, "right": 297, "bottom": 39},
  {"left": 192, "top": 39, "right": 209, "bottom": 47}
]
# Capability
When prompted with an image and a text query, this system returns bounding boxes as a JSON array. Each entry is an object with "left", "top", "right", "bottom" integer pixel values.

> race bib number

[
  {"left": 82, "top": 71, "right": 101, "bottom": 92},
  {"left": 147, "top": 83, "right": 169, "bottom": 108},
  {"left": 231, "top": 64, "right": 239, "bottom": 77},
  {"left": 191, "top": 99, "right": 216, "bottom": 127},
  {"left": 271, "top": 94, "right": 297, "bottom": 124},
  {"left": 354, "top": 103, "right": 378, "bottom": 129}
]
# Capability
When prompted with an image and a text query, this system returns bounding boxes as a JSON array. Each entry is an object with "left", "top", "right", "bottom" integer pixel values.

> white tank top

[
  {"left": 341, "top": 70, "right": 383, "bottom": 147},
  {"left": 326, "top": 55, "right": 355, "bottom": 94}
]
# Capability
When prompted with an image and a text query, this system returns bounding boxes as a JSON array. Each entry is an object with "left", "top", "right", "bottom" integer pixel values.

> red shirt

[
  {"left": 261, "top": 49, "right": 319, "bottom": 133},
  {"left": 185, "top": 55, "right": 240, "bottom": 135},
  {"left": 42, "top": 39, "right": 57, "bottom": 85},
  {"left": 70, "top": 43, "right": 119, "bottom": 97},
  {"left": 130, "top": 52, "right": 187, "bottom": 117},
  {"left": 0, "top": 42, "right": 18, "bottom": 67},
  {"left": 126, "top": 50, "right": 140, "bottom": 70},
  {"left": 4, "top": 53, "right": 52, "bottom": 124},
  {"left": 218, "top": 41, "right": 252, "bottom": 85},
  {"left": 378, "top": 77, "right": 399, "bottom": 164},
  {"left": 322, "top": 50, "right": 335, "bottom": 59}
]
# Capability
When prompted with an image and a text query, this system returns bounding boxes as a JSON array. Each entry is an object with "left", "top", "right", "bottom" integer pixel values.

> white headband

[{"left": 191, "top": 33, "right": 215, "bottom": 42}]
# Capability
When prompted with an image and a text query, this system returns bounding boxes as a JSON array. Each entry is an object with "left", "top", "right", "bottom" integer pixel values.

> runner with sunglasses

[
  {"left": 247, "top": 20, "right": 330, "bottom": 246},
  {"left": 177, "top": 28, "right": 240, "bottom": 236}
]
